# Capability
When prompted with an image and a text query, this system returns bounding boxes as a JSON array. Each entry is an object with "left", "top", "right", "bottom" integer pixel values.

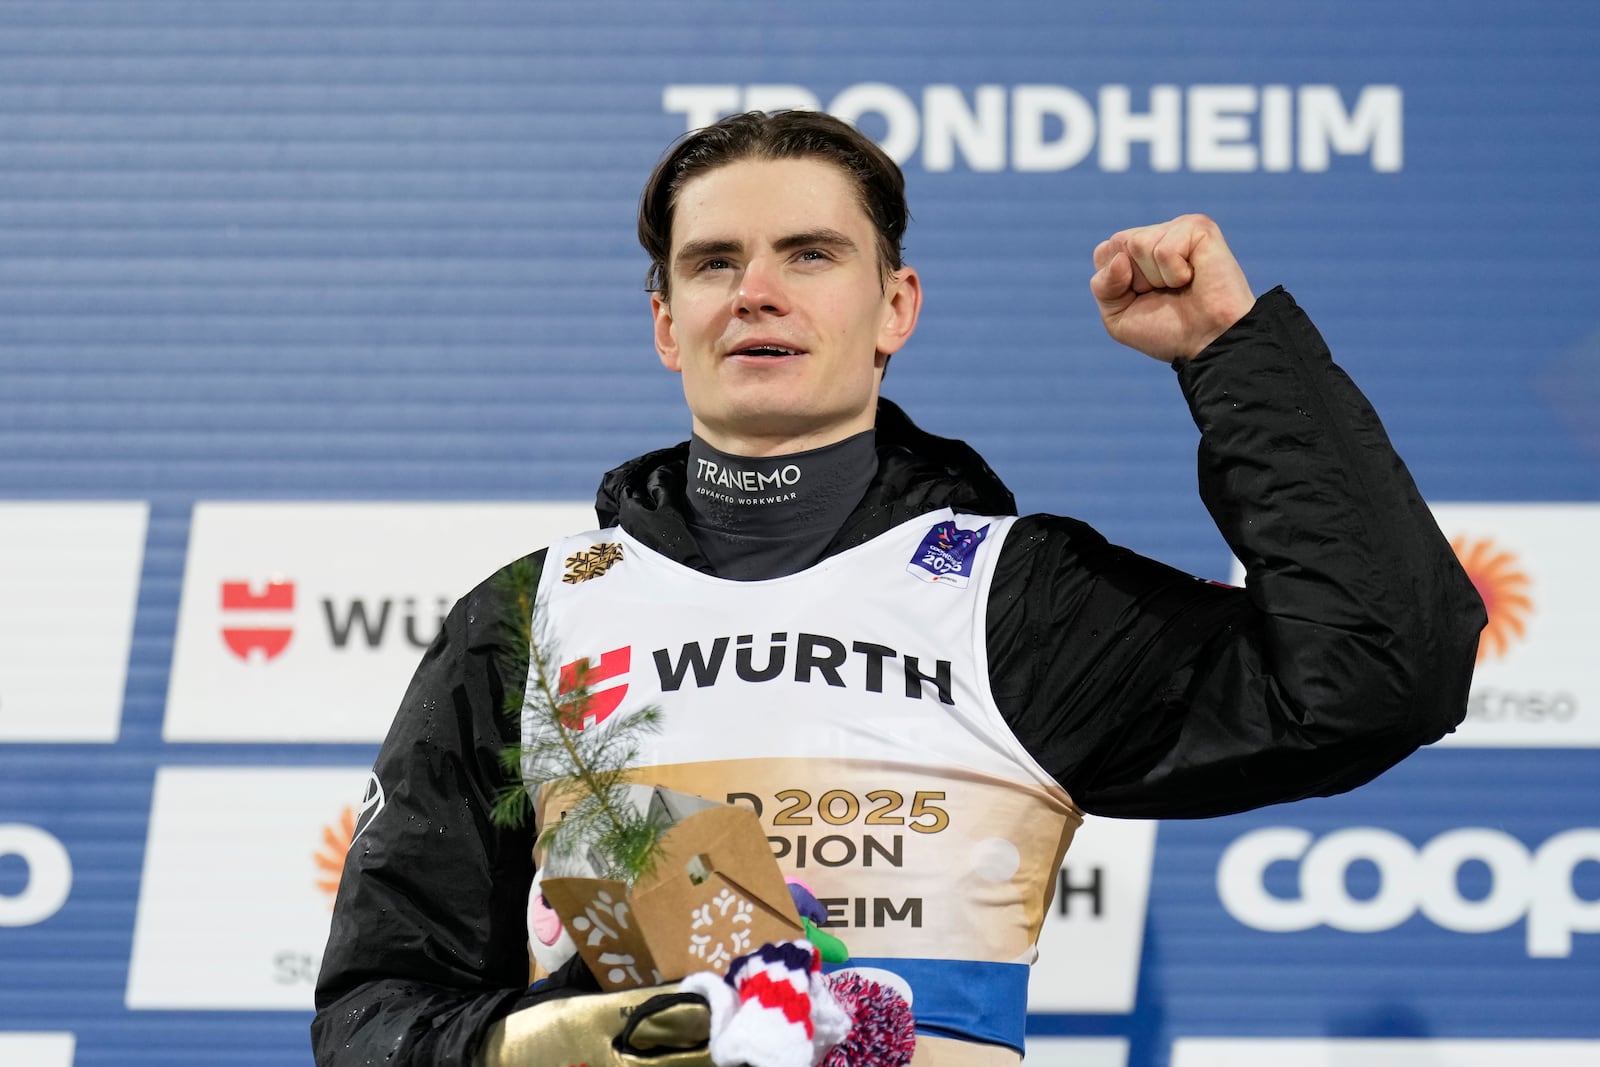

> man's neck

[
  {"left": 689, "top": 411, "right": 877, "bottom": 459},
  {"left": 683, "top": 430, "right": 878, "bottom": 580}
]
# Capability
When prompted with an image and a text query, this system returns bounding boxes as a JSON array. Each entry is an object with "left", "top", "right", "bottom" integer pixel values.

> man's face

[{"left": 651, "top": 156, "right": 921, "bottom": 457}]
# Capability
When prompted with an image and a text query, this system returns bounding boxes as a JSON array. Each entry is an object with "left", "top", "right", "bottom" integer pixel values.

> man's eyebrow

[
  {"left": 673, "top": 238, "right": 742, "bottom": 271},
  {"left": 773, "top": 229, "right": 858, "bottom": 254}
]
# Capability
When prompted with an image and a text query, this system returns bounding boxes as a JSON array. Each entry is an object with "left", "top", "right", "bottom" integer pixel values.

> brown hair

[{"left": 638, "top": 110, "right": 909, "bottom": 297}]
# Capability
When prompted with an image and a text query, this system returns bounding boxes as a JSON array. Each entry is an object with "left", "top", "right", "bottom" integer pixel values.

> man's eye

[
  {"left": 797, "top": 249, "right": 830, "bottom": 262},
  {"left": 699, "top": 258, "right": 732, "bottom": 272}
]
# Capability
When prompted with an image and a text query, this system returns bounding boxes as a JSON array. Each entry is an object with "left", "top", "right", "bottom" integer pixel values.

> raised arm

[{"left": 987, "top": 225, "right": 1484, "bottom": 817}]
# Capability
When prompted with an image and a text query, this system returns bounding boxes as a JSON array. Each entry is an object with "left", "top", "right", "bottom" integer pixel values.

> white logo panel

[
  {"left": 0, "top": 502, "right": 147, "bottom": 742},
  {"left": 1023, "top": 1038, "right": 1128, "bottom": 1067},
  {"left": 1433, "top": 504, "right": 1599, "bottom": 747},
  {"left": 1228, "top": 503, "right": 1600, "bottom": 747},
  {"left": 0, "top": 1033, "right": 75, "bottom": 1067},
  {"left": 1027, "top": 816, "right": 1157, "bottom": 1013},
  {"left": 126, "top": 766, "right": 369, "bottom": 1010},
  {"left": 1172, "top": 1038, "right": 1600, "bottom": 1067},
  {"left": 165, "top": 501, "right": 595, "bottom": 741}
]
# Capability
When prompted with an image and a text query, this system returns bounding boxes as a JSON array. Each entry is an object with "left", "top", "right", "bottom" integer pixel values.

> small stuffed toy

[
  {"left": 526, "top": 867, "right": 579, "bottom": 977},
  {"left": 785, "top": 879, "right": 849, "bottom": 964}
]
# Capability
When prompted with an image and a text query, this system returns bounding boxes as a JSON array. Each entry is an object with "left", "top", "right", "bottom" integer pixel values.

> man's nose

[{"left": 734, "top": 258, "right": 787, "bottom": 316}]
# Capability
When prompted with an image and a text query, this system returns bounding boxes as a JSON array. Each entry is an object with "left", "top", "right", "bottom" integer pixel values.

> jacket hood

[{"left": 593, "top": 397, "right": 1016, "bottom": 568}]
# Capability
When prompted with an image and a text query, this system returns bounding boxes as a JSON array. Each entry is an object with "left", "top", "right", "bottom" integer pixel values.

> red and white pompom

[{"left": 820, "top": 970, "right": 916, "bottom": 1067}]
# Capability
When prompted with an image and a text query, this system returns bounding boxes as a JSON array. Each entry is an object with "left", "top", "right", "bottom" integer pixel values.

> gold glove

[{"left": 476, "top": 983, "right": 713, "bottom": 1067}]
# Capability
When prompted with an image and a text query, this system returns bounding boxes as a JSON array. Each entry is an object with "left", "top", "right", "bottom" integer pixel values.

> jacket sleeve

[
  {"left": 311, "top": 553, "right": 543, "bottom": 1066},
  {"left": 988, "top": 287, "right": 1486, "bottom": 818}
]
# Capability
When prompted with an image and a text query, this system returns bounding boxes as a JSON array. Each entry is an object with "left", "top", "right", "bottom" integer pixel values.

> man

[{"left": 312, "top": 110, "right": 1484, "bottom": 1066}]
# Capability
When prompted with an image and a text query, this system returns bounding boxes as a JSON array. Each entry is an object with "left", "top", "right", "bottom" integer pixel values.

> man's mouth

[{"left": 730, "top": 344, "right": 805, "bottom": 358}]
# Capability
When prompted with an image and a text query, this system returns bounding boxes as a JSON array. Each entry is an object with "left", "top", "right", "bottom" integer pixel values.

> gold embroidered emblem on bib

[{"left": 563, "top": 542, "right": 624, "bottom": 584}]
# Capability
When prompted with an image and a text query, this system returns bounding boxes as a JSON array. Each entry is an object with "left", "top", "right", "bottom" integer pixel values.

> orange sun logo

[
  {"left": 1451, "top": 535, "right": 1533, "bottom": 664},
  {"left": 314, "top": 806, "right": 357, "bottom": 908}
]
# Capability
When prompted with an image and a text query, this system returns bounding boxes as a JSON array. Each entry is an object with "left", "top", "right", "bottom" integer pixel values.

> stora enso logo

[{"left": 1450, "top": 535, "right": 1533, "bottom": 663}]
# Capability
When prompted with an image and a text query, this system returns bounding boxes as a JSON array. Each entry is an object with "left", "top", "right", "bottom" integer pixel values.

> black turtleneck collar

[
  {"left": 592, "top": 397, "right": 1017, "bottom": 580},
  {"left": 682, "top": 430, "right": 879, "bottom": 580}
]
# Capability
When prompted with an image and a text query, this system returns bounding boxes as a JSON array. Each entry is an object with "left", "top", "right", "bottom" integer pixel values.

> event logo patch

[
  {"left": 1451, "top": 535, "right": 1533, "bottom": 663},
  {"left": 907, "top": 522, "right": 990, "bottom": 587},
  {"left": 557, "top": 646, "right": 631, "bottom": 729},
  {"left": 220, "top": 579, "right": 296, "bottom": 661}
]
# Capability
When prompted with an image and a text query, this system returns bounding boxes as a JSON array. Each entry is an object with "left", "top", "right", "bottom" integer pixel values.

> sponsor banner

[
  {"left": 1171, "top": 1038, "right": 1600, "bottom": 1066},
  {"left": 164, "top": 501, "right": 595, "bottom": 742},
  {"left": 0, "top": 1034, "right": 75, "bottom": 1067},
  {"left": 1217, "top": 825, "right": 1600, "bottom": 959},
  {"left": 1028, "top": 816, "right": 1157, "bottom": 1013},
  {"left": 126, "top": 766, "right": 369, "bottom": 1010},
  {"left": 1433, "top": 504, "right": 1597, "bottom": 748},
  {"left": 0, "top": 502, "right": 147, "bottom": 743},
  {"left": 1023, "top": 1037, "right": 1129, "bottom": 1067},
  {"left": 1227, "top": 503, "right": 1598, "bottom": 748},
  {"left": 663, "top": 83, "right": 1403, "bottom": 173}
]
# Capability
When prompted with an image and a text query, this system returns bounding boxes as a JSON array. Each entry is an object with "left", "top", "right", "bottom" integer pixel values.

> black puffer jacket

[{"left": 311, "top": 287, "right": 1485, "bottom": 1065}]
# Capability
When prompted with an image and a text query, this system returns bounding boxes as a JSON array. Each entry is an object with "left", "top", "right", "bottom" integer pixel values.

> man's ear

[
  {"left": 875, "top": 266, "right": 922, "bottom": 361},
  {"left": 652, "top": 292, "right": 681, "bottom": 373}
]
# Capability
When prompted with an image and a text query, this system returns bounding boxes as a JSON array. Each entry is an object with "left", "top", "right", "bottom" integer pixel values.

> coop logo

[
  {"left": 558, "top": 647, "right": 631, "bottom": 730},
  {"left": 0, "top": 824, "right": 73, "bottom": 927},
  {"left": 1451, "top": 535, "right": 1533, "bottom": 664},
  {"left": 665, "top": 82, "right": 1403, "bottom": 172},
  {"left": 220, "top": 580, "right": 295, "bottom": 661},
  {"left": 1219, "top": 826, "right": 1600, "bottom": 958}
]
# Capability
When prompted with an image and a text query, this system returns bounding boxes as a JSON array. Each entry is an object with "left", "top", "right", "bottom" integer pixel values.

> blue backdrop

[{"left": 1, "top": 2, "right": 1596, "bottom": 1064}]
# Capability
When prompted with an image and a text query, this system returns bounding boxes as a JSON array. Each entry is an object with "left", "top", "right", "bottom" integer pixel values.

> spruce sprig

[{"left": 490, "top": 555, "right": 668, "bottom": 885}]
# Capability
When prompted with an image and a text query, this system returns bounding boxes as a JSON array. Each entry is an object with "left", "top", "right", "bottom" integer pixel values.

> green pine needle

[{"left": 489, "top": 558, "right": 669, "bottom": 886}]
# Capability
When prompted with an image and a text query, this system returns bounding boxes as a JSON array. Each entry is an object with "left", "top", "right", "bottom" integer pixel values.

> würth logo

[
  {"left": 220, "top": 580, "right": 295, "bottom": 661},
  {"left": 557, "top": 646, "right": 630, "bottom": 729}
]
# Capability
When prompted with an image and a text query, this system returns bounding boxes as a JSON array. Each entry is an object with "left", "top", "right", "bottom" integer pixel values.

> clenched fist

[{"left": 1090, "top": 214, "right": 1256, "bottom": 363}]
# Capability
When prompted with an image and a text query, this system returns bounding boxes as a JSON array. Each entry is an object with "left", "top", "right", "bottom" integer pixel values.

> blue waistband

[{"left": 822, "top": 957, "right": 1027, "bottom": 1053}]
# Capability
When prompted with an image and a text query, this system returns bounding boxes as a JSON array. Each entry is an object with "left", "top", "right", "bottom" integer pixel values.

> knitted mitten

[{"left": 681, "top": 940, "right": 850, "bottom": 1067}]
